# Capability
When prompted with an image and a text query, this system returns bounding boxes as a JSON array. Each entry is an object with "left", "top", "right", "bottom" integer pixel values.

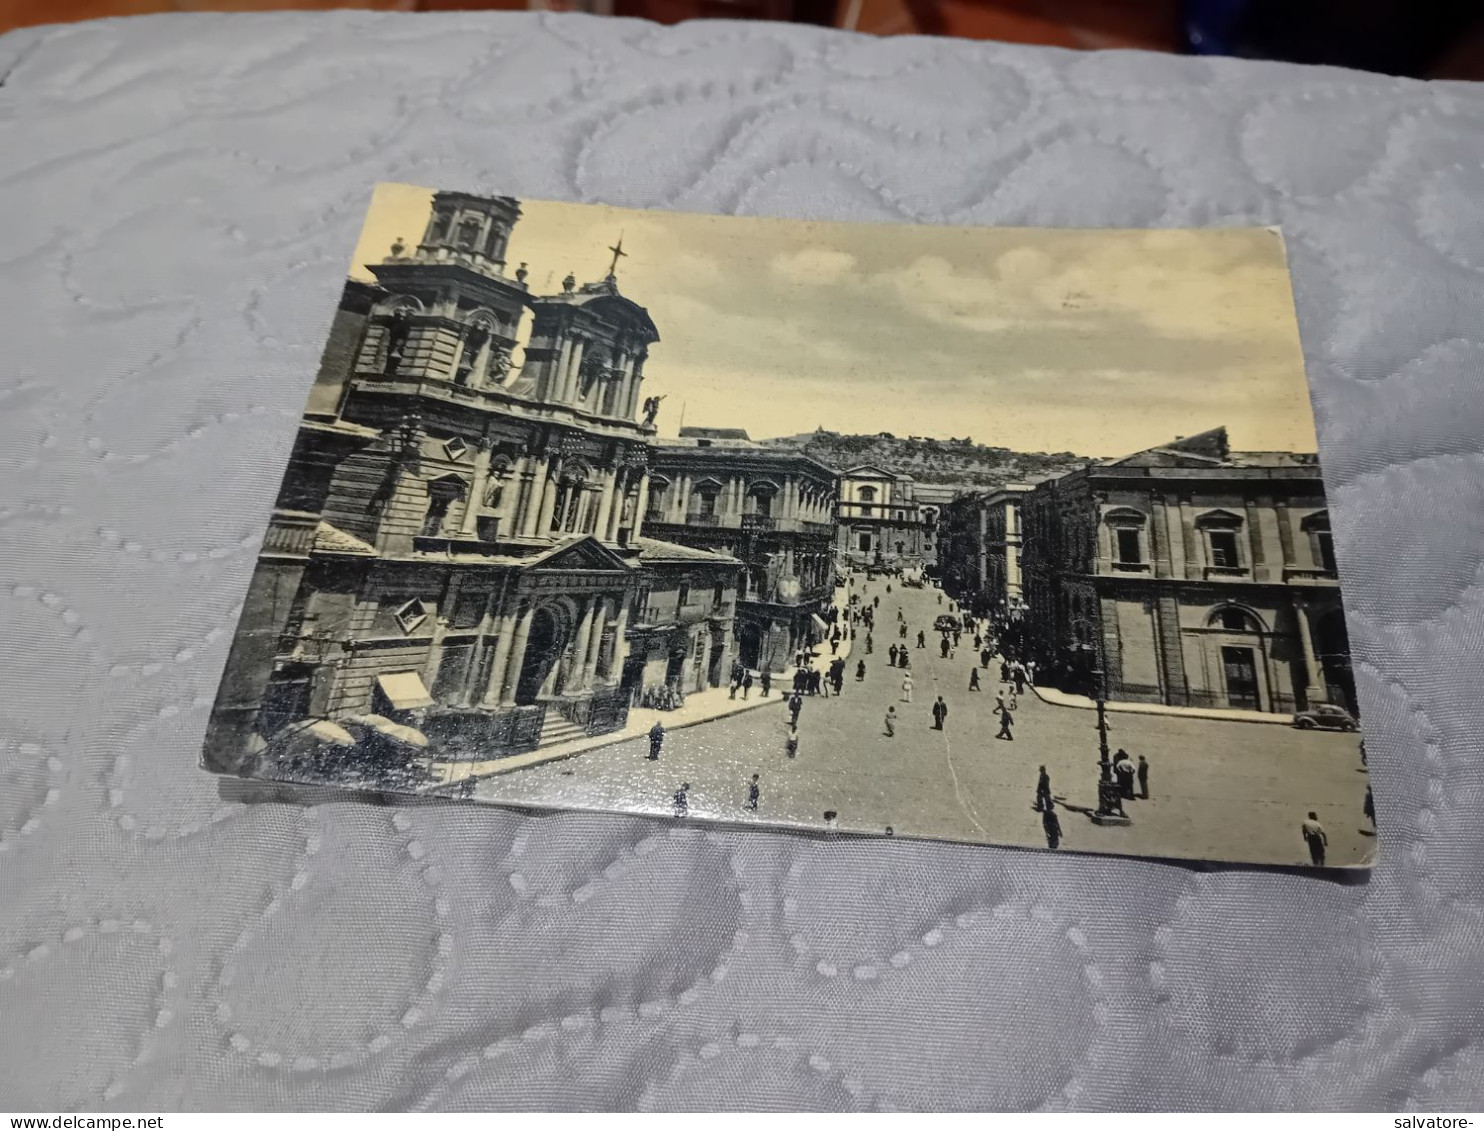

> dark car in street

[
  {"left": 1292, "top": 703, "right": 1359, "bottom": 731},
  {"left": 933, "top": 614, "right": 958, "bottom": 633}
]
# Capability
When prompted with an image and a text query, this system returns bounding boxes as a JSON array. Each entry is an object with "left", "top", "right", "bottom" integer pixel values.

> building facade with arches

[
  {"left": 1020, "top": 427, "right": 1354, "bottom": 716},
  {"left": 203, "top": 191, "right": 741, "bottom": 780},
  {"left": 643, "top": 429, "right": 839, "bottom": 674}
]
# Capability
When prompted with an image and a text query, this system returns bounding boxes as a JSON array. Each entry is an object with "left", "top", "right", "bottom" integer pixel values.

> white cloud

[{"left": 771, "top": 247, "right": 858, "bottom": 287}]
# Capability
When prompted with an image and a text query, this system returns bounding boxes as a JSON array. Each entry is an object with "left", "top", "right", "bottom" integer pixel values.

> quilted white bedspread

[{"left": 1, "top": 9, "right": 1481, "bottom": 1111}]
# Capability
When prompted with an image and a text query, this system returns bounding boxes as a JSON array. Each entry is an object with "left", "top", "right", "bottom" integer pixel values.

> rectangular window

[
  {"left": 432, "top": 640, "right": 475, "bottom": 703},
  {"left": 451, "top": 591, "right": 485, "bottom": 630},
  {"left": 1316, "top": 531, "right": 1336, "bottom": 573},
  {"left": 696, "top": 493, "right": 716, "bottom": 517},
  {"left": 1221, "top": 646, "right": 1259, "bottom": 709},
  {"left": 1209, "top": 530, "right": 1240, "bottom": 568},
  {"left": 421, "top": 496, "right": 451, "bottom": 537},
  {"left": 1115, "top": 528, "right": 1141, "bottom": 564},
  {"left": 858, "top": 533, "right": 872, "bottom": 552}
]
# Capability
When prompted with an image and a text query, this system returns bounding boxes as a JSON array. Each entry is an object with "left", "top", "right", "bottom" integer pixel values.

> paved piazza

[{"left": 474, "top": 576, "right": 1373, "bottom": 868}]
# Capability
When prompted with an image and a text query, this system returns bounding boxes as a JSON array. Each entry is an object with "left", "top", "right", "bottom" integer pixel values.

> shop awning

[
  {"left": 376, "top": 671, "right": 435, "bottom": 711},
  {"left": 344, "top": 713, "right": 430, "bottom": 749},
  {"left": 274, "top": 718, "right": 357, "bottom": 748},
  {"left": 811, "top": 613, "right": 830, "bottom": 635}
]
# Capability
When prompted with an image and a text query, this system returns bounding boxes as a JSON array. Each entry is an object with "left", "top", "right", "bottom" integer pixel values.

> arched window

[
  {"left": 1208, "top": 605, "right": 1263, "bottom": 633},
  {"left": 458, "top": 218, "right": 481, "bottom": 250}
]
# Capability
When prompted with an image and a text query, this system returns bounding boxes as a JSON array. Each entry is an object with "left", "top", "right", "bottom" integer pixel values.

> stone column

[
  {"left": 594, "top": 470, "right": 616, "bottom": 539},
  {"left": 616, "top": 356, "right": 636, "bottom": 419},
  {"left": 1245, "top": 496, "right": 1268, "bottom": 582},
  {"left": 632, "top": 472, "right": 650, "bottom": 541},
  {"left": 1179, "top": 495, "right": 1200, "bottom": 580},
  {"left": 537, "top": 459, "right": 563, "bottom": 534},
  {"left": 549, "top": 339, "right": 572, "bottom": 403},
  {"left": 459, "top": 439, "right": 492, "bottom": 536},
  {"left": 570, "top": 598, "right": 596, "bottom": 691},
  {"left": 564, "top": 340, "right": 585, "bottom": 403},
  {"left": 583, "top": 599, "right": 609, "bottom": 686},
  {"left": 497, "top": 603, "right": 536, "bottom": 706},
  {"left": 1275, "top": 499, "right": 1296, "bottom": 569},
  {"left": 480, "top": 610, "right": 519, "bottom": 706},
  {"left": 609, "top": 602, "right": 631, "bottom": 686},
  {"left": 520, "top": 456, "right": 550, "bottom": 538},
  {"left": 498, "top": 456, "right": 527, "bottom": 527},
  {"left": 1292, "top": 595, "right": 1327, "bottom": 708}
]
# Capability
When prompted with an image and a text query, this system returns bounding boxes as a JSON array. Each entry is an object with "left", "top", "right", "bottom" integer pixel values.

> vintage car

[
  {"left": 1292, "top": 703, "right": 1360, "bottom": 731},
  {"left": 933, "top": 614, "right": 959, "bottom": 633}
]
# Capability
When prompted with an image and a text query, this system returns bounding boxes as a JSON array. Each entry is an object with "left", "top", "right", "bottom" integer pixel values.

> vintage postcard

[{"left": 203, "top": 183, "right": 1373, "bottom": 869}]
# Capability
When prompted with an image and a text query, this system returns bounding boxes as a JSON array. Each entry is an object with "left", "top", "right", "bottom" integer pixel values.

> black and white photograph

[{"left": 202, "top": 182, "right": 1372, "bottom": 869}]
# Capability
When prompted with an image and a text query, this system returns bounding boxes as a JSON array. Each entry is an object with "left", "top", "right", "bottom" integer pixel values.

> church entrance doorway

[{"left": 515, "top": 605, "right": 567, "bottom": 706}]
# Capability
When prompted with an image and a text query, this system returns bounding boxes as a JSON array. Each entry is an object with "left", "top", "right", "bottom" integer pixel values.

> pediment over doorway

[{"left": 524, "top": 535, "right": 631, "bottom": 574}]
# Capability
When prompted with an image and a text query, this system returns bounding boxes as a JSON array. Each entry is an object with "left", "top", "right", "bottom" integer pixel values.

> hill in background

[{"left": 760, "top": 429, "right": 1088, "bottom": 493}]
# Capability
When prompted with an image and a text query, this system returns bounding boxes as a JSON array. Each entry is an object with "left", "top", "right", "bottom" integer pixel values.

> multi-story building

[
  {"left": 1020, "top": 427, "right": 1353, "bottom": 715},
  {"left": 644, "top": 429, "right": 838, "bottom": 672},
  {"left": 203, "top": 191, "right": 741, "bottom": 779},
  {"left": 834, "top": 465, "right": 935, "bottom": 571},
  {"left": 939, "top": 485, "right": 1032, "bottom": 615}
]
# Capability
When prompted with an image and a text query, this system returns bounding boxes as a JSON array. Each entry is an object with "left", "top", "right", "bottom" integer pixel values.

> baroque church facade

[{"left": 203, "top": 191, "right": 744, "bottom": 782}]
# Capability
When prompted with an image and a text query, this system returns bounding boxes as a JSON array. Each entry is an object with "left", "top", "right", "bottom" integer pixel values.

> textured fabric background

[{"left": 0, "top": 10, "right": 1480, "bottom": 1111}]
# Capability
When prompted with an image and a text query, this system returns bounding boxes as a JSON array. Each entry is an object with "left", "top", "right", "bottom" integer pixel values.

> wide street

[{"left": 473, "top": 575, "right": 1373, "bottom": 868}]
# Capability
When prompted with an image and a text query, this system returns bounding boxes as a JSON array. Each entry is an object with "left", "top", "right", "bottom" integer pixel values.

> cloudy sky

[{"left": 349, "top": 183, "right": 1317, "bottom": 458}]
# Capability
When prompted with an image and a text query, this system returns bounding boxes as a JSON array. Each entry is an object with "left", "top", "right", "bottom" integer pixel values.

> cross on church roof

[{"left": 606, "top": 233, "right": 627, "bottom": 278}]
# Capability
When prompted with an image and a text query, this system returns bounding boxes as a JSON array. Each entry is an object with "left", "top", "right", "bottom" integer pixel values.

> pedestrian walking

[
  {"left": 1113, "top": 749, "right": 1136, "bottom": 799},
  {"left": 918, "top": 630, "right": 927, "bottom": 649},
  {"left": 729, "top": 676, "right": 740, "bottom": 700},
  {"left": 969, "top": 668, "right": 981, "bottom": 691},
  {"left": 902, "top": 674, "right": 914, "bottom": 703},
  {"left": 789, "top": 693, "right": 803, "bottom": 726},
  {"left": 1137, "top": 754, "right": 1150, "bottom": 799},
  {"left": 888, "top": 643, "right": 899, "bottom": 667},
  {"left": 760, "top": 670, "right": 771, "bottom": 697},
  {"left": 1301, "top": 811, "right": 1328, "bottom": 866},
  {"left": 899, "top": 623, "right": 908, "bottom": 639},
  {"left": 808, "top": 669, "right": 822, "bottom": 696},
  {"left": 742, "top": 670, "right": 754, "bottom": 699},
  {"left": 865, "top": 632, "right": 873, "bottom": 654},
  {"left": 937, "top": 593, "right": 942, "bottom": 605},
  {"left": 648, "top": 721, "right": 665, "bottom": 761},
  {"left": 931, "top": 695, "right": 948, "bottom": 730},
  {"left": 673, "top": 781, "right": 689, "bottom": 816},
  {"left": 994, "top": 689, "right": 1008, "bottom": 715},
  {"left": 873, "top": 596, "right": 879, "bottom": 608},
  {"left": 1042, "top": 802, "right": 1063, "bottom": 850},
  {"left": 1026, "top": 660, "right": 1038, "bottom": 686},
  {"left": 884, "top": 706, "right": 897, "bottom": 737},
  {"left": 1007, "top": 689, "right": 1018, "bottom": 712},
  {"left": 747, "top": 774, "right": 760, "bottom": 812},
  {"left": 981, "top": 648, "right": 991, "bottom": 669},
  {"left": 856, "top": 659, "right": 866, "bottom": 681},
  {"left": 786, "top": 724, "right": 799, "bottom": 759},
  {"left": 1013, "top": 668, "right": 1027, "bottom": 696},
  {"left": 1035, "top": 765, "right": 1053, "bottom": 812},
  {"left": 995, "top": 704, "right": 1014, "bottom": 741},
  {"left": 1000, "top": 661, "right": 1010, "bottom": 683},
  {"left": 830, "top": 638, "right": 839, "bottom": 655}
]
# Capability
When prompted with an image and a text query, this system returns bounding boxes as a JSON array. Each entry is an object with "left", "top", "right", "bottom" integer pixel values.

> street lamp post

[{"left": 1090, "top": 664, "right": 1130, "bottom": 826}]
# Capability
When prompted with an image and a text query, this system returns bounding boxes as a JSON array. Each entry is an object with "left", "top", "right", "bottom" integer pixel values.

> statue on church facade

[{"left": 642, "top": 394, "right": 666, "bottom": 427}]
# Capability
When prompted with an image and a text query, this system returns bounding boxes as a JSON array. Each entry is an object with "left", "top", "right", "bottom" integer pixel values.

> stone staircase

[{"left": 537, "top": 713, "right": 586, "bottom": 749}]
